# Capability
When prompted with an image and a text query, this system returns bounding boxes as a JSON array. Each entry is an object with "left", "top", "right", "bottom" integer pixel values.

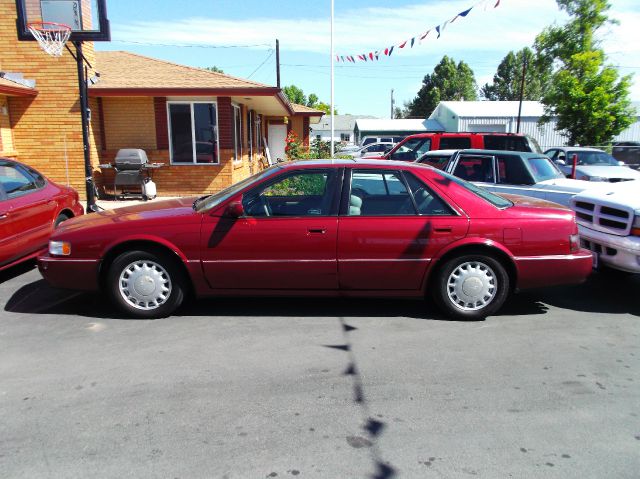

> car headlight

[
  {"left": 632, "top": 216, "right": 640, "bottom": 237},
  {"left": 49, "top": 240, "right": 71, "bottom": 256}
]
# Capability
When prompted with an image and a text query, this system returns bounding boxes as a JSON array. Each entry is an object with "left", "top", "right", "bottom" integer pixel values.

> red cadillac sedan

[
  {"left": 1, "top": 158, "right": 83, "bottom": 271},
  {"left": 38, "top": 159, "right": 592, "bottom": 320}
]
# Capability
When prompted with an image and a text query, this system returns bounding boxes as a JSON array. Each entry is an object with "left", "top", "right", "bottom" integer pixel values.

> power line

[
  {"left": 248, "top": 49, "right": 275, "bottom": 79},
  {"left": 110, "top": 39, "right": 273, "bottom": 49}
]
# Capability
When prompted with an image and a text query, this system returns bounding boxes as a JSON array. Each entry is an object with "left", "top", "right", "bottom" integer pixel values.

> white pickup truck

[{"left": 570, "top": 181, "right": 640, "bottom": 273}]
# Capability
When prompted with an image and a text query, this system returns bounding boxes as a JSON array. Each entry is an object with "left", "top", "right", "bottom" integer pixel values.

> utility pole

[
  {"left": 390, "top": 89, "right": 395, "bottom": 119},
  {"left": 516, "top": 56, "right": 527, "bottom": 133},
  {"left": 276, "top": 39, "right": 280, "bottom": 88},
  {"left": 330, "top": 0, "right": 334, "bottom": 157}
]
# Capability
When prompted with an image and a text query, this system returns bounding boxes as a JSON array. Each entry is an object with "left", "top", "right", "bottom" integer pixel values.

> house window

[
  {"left": 340, "top": 133, "right": 350, "bottom": 142},
  {"left": 316, "top": 135, "right": 321, "bottom": 141},
  {"left": 168, "top": 102, "right": 219, "bottom": 164},
  {"left": 233, "top": 104, "right": 242, "bottom": 163}
]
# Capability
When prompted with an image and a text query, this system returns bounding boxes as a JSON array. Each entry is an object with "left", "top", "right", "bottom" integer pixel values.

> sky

[{"left": 96, "top": 0, "right": 640, "bottom": 118}]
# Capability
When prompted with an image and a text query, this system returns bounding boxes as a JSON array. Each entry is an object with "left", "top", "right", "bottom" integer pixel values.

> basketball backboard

[{"left": 15, "top": 0, "right": 110, "bottom": 42}]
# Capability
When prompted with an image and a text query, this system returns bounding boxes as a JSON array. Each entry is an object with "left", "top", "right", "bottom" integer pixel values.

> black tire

[
  {"left": 431, "top": 254, "right": 510, "bottom": 321},
  {"left": 106, "top": 249, "right": 186, "bottom": 319},
  {"left": 54, "top": 212, "right": 71, "bottom": 228}
]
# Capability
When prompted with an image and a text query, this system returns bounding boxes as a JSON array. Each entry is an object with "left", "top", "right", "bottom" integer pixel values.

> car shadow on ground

[
  {"left": 4, "top": 269, "right": 637, "bottom": 320},
  {"left": 0, "top": 260, "right": 37, "bottom": 285},
  {"left": 6, "top": 276, "right": 549, "bottom": 322}
]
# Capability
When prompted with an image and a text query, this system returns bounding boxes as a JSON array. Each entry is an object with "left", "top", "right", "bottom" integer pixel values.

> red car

[
  {"left": 364, "top": 132, "right": 537, "bottom": 161},
  {"left": 38, "top": 159, "right": 592, "bottom": 320},
  {"left": 1, "top": 158, "right": 83, "bottom": 271}
]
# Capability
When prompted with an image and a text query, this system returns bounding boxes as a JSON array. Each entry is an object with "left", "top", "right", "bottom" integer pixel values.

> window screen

[
  {"left": 453, "top": 155, "right": 495, "bottom": 182},
  {"left": 496, "top": 155, "right": 534, "bottom": 185},
  {"left": 484, "top": 135, "right": 531, "bottom": 152},
  {"left": 404, "top": 173, "right": 454, "bottom": 216},
  {"left": 440, "top": 137, "right": 471, "bottom": 149},
  {"left": 349, "top": 170, "right": 415, "bottom": 216}
]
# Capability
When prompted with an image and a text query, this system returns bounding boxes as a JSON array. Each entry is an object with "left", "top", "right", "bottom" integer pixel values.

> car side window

[
  {"left": 453, "top": 155, "right": 495, "bottom": 183},
  {"left": 497, "top": 156, "right": 534, "bottom": 185},
  {"left": 404, "top": 172, "right": 455, "bottom": 216},
  {"left": 440, "top": 137, "right": 471, "bottom": 149},
  {"left": 0, "top": 164, "right": 38, "bottom": 199},
  {"left": 242, "top": 169, "right": 337, "bottom": 217},
  {"left": 348, "top": 170, "right": 416, "bottom": 216}
]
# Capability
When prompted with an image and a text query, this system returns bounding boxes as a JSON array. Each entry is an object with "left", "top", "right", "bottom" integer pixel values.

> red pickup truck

[{"left": 364, "top": 132, "right": 538, "bottom": 161}]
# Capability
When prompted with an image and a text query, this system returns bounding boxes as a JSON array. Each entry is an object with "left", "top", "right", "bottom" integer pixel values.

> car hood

[
  {"left": 56, "top": 197, "right": 199, "bottom": 233},
  {"left": 576, "top": 165, "right": 640, "bottom": 180},
  {"left": 536, "top": 177, "right": 611, "bottom": 193},
  {"left": 572, "top": 180, "right": 640, "bottom": 211}
]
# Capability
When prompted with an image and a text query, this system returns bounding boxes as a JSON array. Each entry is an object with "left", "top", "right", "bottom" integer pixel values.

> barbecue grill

[{"left": 99, "top": 149, "right": 162, "bottom": 200}]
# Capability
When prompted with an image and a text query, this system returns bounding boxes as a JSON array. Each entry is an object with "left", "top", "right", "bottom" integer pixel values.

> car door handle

[
  {"left": 308, "top": 228, "right": 326, "bottom": 234},
  {"left": 434, "top": 226, "right": 452, "bottom": 233},
  {"left": 0, "top": 213, "right": 8, "bottom": 220}
]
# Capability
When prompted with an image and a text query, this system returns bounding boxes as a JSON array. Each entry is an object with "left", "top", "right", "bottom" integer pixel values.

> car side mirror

[{"left": 226, "top": 201, "right": 245, "bottom": 218}]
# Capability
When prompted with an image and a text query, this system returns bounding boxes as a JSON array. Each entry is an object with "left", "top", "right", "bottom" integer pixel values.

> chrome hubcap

[
  {"left": 447, "top": 261, "right": 497, "bottom": 311},
  {"left": 118, "top": 260, "right": 172, "bottom": 311}
]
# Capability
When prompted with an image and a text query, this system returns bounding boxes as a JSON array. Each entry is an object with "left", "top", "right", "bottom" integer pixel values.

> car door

[
  {"left": 338, "top": 168, "right": 468, "bottom": 291},
  {"left": 200, "top": 168, "right": 341, "bottom": 290},
  {"left": 0, "top": 162, "right": 55, "bottom": 265},
  {"left": 0, "top": 184, "right": 20, "bottom": 267}
]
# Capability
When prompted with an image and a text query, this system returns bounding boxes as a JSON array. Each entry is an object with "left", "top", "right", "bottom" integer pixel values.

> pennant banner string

[{"left": 335, "top": 0, "right": 502, "bottom": 63}]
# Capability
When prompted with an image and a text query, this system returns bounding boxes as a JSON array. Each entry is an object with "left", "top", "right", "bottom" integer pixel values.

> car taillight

[{"left": 570, "top": 234, "right": 580, "bottom": 253}]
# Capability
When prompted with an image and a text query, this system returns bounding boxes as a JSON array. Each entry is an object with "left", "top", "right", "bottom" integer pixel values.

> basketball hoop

[{"left": 27, "top": 22, "right": 72, "bottom": 57}]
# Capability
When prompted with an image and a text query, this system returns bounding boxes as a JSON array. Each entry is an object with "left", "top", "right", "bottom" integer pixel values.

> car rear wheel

[
  {"left": 432, "top": 254, "right": 510, "bottom": 321},
  {"left": 106, "top": 250, "right": 185, "bottom": 319}
]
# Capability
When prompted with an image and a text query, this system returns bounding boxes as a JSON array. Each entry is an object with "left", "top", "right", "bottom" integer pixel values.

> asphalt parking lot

[{"left": 0, "top": 262, "right": 639, "bottom": 479}]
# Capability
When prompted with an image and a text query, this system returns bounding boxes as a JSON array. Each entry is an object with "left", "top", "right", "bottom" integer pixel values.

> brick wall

[
  {"left": 0, "top": 0, "right": 98, "bottom": 197},
  {"left": 102, "top": 97, "right": 157, "bottom": 150}
]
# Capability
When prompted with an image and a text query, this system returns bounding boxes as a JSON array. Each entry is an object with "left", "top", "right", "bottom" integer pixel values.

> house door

[{"left": 268, "top": 123, "right": 287, "bottom": 162}]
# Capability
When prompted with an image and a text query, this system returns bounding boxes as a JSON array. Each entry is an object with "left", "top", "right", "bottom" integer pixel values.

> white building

[
  {"left": 310, "top": 114, "right": 376, "bottom": 144},
  {"left": 429, "top": 101, "right": 640, "bottom": 150}
]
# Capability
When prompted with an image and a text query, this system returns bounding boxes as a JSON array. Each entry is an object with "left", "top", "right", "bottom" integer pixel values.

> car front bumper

[
  {"left": 38, "top": 254, "right": 101, "bottom": 290},
  {"left": 577, "top": 225, "right": 640, "bottom": 273}
]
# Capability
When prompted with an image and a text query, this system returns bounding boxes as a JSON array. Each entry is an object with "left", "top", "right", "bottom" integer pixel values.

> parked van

[
  {"left": 360, "top": 136, "right": 405, "bottom": 147},
  {"left": 364, "top": 132, "right": 539, "bottom": 161}
]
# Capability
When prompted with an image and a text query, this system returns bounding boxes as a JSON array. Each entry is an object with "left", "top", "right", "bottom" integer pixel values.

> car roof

[
  {"left": 279, "top": 158, "right": 430, "bottom": 169},
  {"left": 546, "top": 146, "right": 605, "bottom": 152},
  {"left": 457, "top": 149, "right": 545, "bottom": 158},
  {"left": 422, "top": 149, "right": 459, "bottom": 155},
  {"left": 403, "top": 132, "right": 525, "bottom": 139}
]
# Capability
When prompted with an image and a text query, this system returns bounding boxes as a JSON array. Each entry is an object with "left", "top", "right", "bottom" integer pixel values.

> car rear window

[
  {"left": 436, "top": 169, "right": 513, "bottom": 209},
  {"left": 484, "top": 135, "right": 531, "bottom": 152}
]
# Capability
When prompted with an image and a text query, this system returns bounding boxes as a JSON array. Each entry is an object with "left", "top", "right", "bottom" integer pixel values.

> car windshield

[
  {"left": 195, "top": 165, "right": 282, "bottom": 212},
  {"left": 526, "top": 157, "right": 565, "bottom": 182},
  {"left": 436, "top": 169, "right": 513, "bottom": 209},
  {"left": 571, "top": 151, "right": 619, "bottom": 166}
]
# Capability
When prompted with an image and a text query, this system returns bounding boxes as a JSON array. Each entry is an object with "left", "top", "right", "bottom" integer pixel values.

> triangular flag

[
  {"left": 420, "top": 30, "right": 430, "bottom": 41},
  {"left": 451, "top": 7, "right": 472, "bottom": 22},
  {"left": 410, "top": 37, "right": 415, "bottom": 48},
  {"left": 494, "top": 0, "right": 500, "bottom": 7},
  {"left": 399, "top": 40, "right": 407, "bottom": 49},
  {"left": 358, "top": 54, "right": 365, "bottom": 61},
  {"left": 388, "top": 46, "right": 394, "bottom": 56},
  {"left": 369, "top": 52, "right": 374, "bottom": 60},
  {"left": 384, "top": 47, "right": 389, "bottom": 55},
  {"left": 436, "top": 25, "right": 441, "bottom": 38}
]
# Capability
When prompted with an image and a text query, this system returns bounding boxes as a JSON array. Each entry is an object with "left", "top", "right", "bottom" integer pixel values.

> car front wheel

[
  {"left": 106, "top": 250, "right": 186, "bottom": 319},
  {"left": 432, "top": 254, "right": 510, "bottom": 321}
]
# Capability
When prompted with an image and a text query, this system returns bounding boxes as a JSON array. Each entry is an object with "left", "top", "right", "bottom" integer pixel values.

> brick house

[{"left": 0, "top": 0, "right": 323, "bottom": 198}]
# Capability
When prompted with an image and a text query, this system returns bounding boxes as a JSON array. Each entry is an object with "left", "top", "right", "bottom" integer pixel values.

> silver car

[{"left": 544, "top": 146, "right": 640, "bottom": 182}]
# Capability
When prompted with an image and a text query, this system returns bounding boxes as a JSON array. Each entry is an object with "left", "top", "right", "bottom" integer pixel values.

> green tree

[
  {"left": 407, "top": 56, "right": 477, "bottom": 118},
  {"left": 306, "top": 93, "right": 319, "bottom": 107},
  {"left": 481, "top": 48, "right": 552, "bottom": 101},
  {"left": 204, "top": 66, "right": 224, "bottom": 73},
  {"left": 283, "top": 85, "right": 307, "bottom": 105},
  {"left": 535, "top": 0, "right": 635, "bottom": 145}
]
